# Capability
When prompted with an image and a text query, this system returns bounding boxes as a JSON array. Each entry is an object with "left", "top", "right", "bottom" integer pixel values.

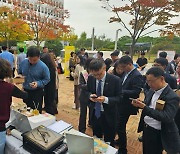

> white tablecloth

[{"left": 5, "top": 131, "right": 118, "bottom": 154}]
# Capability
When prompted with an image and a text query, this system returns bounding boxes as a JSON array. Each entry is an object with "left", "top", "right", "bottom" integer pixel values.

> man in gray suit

[{"left": 132, "top": 67, "right": 180, "bottom": 154}]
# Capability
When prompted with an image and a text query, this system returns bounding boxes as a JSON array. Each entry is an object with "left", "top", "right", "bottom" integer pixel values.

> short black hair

[
  {"left": 19, "top": 48, "right": 24, "bottom": 53},
  {"left": 98, "top": 51, "right": 103, "bottom": 57},
  {"left": 174, "top": 53, "right": 180, "bottom": 60},
  {"left": 154, "top": 57, "right": 168, "bottom": 67},
  {"left": 2, "top": 46, "right": 7, "bottom": 51},
  {"left": 141, "top": 52, "right": 145, "bottom": 55},
  {"left": 104, "top": 58, "right": 112, "bottom": 66},
  {"left": 125, "top": 51, "right": 129, "bottom": 55},
  {"left": 111, "top": 50, "right": 119, "bottom": 56},
  {"left": 27, "top": 47, "right": 40, "bottom": 57},
  {"left": 9, "top": 49, "right": 14, "bottom": 54},
  {"left": 80, "top": 48, "right": 85, "bottom": 51},
  {"left": 70, "top": 51, "right": 74, "bottom": 57},
  {"left": 146, "top": 67, "right": 165, "bottom": 77},
  {"left": 118, "top": 56, "right": 133, "bottom": 65},
  {"left": 89, "top": 59, "right": 105, "bottom": 71},
  {"left": 159, "top": 52, "right": 167, "bottom": 58},
  {"left": 43, "top": 46, "right": 48, "bottom": 50},
  {"left": 0, "top": 58, "right": 12, "bottom": 79}
]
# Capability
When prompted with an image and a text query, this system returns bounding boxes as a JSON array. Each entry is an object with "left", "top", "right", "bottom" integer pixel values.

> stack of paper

[{"left": 47, "top": 120, "right": 73, "bottom": 133}]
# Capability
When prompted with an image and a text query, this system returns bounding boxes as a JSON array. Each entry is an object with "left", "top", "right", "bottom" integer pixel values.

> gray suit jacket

[{"left": 138, "top": 85, "right": 180, "bottom": 153}]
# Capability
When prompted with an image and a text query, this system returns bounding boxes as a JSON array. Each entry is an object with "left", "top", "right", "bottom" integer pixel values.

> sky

[
  {"left": 64, "top": 0, "right": 179, "bottom": 41},
  {"left": 64, "top": 0, "right": 131, "bottom": 41}
]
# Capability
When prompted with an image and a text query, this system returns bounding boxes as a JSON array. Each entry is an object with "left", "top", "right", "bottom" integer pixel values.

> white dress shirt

[{"left": 144, "top": 84, "right": 168, "bottom": 130}]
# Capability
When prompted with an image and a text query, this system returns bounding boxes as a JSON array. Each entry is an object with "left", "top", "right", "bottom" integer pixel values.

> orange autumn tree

[
  {"left": 57, "top": 28, "right": 78, "bottom": 46},
  {"left": 160, "top": 0, "right": 180, "bottom": 37},
  {"left": 11, "top": 0, "right": 70, "bottom": 48},
  {"left": 0, "top": 6, "right": 33, "bottom": 47},
  {"left": 100, "top": 0, "right": 180, "bottom": 57}
]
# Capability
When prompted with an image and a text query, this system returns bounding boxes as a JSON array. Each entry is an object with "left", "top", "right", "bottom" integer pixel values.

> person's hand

[
  {"left": 70, "top": 67, "right": 75, "bottom": 72},
  {"left": 131, "top": 99, "right": 145, "bottom": 109},
  {"left": 96, "top": 96, "right": 105, "bottom": 103},
  {"left": 29, "top": 82, "right": 38, "bottom": 88},
  {"left": 89, "top": 94, "right": 105, "bottom": 103},
  {"left": 90, "top": 94, "right": 98, "bottom": 102},
  {"left": 6, "top": 128, "right": 11, "bottom": 135}
]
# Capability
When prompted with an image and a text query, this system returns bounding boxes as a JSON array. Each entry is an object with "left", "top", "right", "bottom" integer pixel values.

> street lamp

[{"left": 114, "top": 29, "right": 121, "bottom": 50}]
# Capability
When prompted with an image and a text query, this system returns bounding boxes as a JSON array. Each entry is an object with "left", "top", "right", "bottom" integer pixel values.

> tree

[
  {"left": 100, "top": 0, "right": 180, "bottom": 58},
  {"left": 160, "top": 0, "right": 180, "bottom": 37},
  {"left": 10, "top": 0, "right": 70, "bottom": 48},
  {"left": 44, "top": 39, "right": 63, "bottom": 56},
  {"left": 58, "top": 28, "right": 78, "bottom": 46},
  {"left": 0, "top": 6, "right": 33, "bottom": 47}
]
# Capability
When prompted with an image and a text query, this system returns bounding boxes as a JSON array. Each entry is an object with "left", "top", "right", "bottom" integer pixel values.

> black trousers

[
  {"left": 78, "top": 97, "right": 91, "bottom": 133},
  {"left": 117, "top": 115, "right": 130, "bottom": 154},
  {"left": 78, "top": 99, "right": 88, "bottom": 133},
  {"left": 92, "top": 111, "right": 115, "bottom": 144},
  {"left": 44, "top": 81, "right": 56, "bottom": 115},
  {"left": 23, "top": 88, "right": 44, "bottom": 113},
  {"left": 143, "top": 124, "right": 163, "bottom": 154}
]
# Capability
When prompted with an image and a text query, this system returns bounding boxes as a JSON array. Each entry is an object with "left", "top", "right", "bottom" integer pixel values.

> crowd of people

[
  {"left": 69, "top": 49, "right": 180, "bottom": 154},
  {"left": 0, "top": 45, "right": 180, "bottom": 154}
]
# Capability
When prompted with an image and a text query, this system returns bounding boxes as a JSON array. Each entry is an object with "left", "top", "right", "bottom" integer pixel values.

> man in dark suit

[
  {"left": 154, "top": 58, "right": 177, "bottom": 89},
  {"left": 133, "top": 67, "right": 180, "bottom": 154},
  {"left": 115, "top": 56, "right": 143, "bottom": 154},
  {"left": 144, "top": 58, "right": 177, "bottom": 96},
  {"left": 87, "top": 59, "right": 121, "bottom": 145}
]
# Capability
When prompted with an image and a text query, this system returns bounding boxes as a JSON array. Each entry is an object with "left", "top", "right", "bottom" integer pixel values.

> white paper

[
  {"left": 11, "top": 129, "right": 23, "bottom": 141},
  {"left": 47, "top": 120, "right": 72, "bottom": 133}
]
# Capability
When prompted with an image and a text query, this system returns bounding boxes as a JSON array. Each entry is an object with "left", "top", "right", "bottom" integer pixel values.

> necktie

[{"left": 95, "top": 80, "right": 102, "bottom": 119}]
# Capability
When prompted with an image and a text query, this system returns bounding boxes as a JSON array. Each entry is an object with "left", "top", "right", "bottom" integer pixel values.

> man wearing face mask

[{"left": 18, "top": 47, "right": 50, "bottom": 113}]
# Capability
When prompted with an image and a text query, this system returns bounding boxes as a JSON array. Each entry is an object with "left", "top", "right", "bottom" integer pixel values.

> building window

[
  {"left": 41, "top": 7, "right": 44, "bottom": 13},
  {"left": 45, "top": 8, "right": 47, "bottom": 14}
]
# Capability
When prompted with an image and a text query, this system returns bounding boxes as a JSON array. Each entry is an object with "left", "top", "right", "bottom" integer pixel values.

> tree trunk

[{"left": 130, "top": 39, "right": 136, "bottom": 60}]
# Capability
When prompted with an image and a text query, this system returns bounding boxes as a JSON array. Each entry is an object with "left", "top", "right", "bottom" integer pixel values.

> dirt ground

[{"left": 13, "top": 74, "right": 143, "bottom": 154}]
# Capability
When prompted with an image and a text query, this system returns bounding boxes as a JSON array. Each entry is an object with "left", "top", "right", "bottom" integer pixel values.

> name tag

[{"left": 155, "top": 100, "right": 165, "bottom": 111}]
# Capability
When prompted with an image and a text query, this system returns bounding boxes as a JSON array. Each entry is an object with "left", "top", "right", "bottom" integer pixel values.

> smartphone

[
  {"left": 91, "top": 96, "right": 98, "bottom": 98},
  {"left": 129, "top": 98, "right": 135, "bottom": 101}
]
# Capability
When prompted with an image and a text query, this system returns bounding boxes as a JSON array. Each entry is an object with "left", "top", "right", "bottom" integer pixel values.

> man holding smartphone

[
  {"left": 18, "top": 47, "right": 50, "bottom": 113},
  {"left": 87, "top": 59, "right": 121, "bottom": 146},
  {"left": 132, "top": 67, "right": 180, "bottom": 154},
  {"left": 116, "top": 56, "right": 143, "bottom": 154}
]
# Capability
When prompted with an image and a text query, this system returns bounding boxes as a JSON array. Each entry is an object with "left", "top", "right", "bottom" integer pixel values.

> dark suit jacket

[
  {"left": 119, "top": 68, "right": 143, "bottom": 115},
  {"left": 138, "top": 85, "right": 180, "bottom": 153},
  {"left": 164, "top": 73, "right": 177, "bottom": 89},
  {"left": 87, "top": 73, "right": 121, "bottom": 127},
  {"left": 79, "top": 72, "right": 89, "bottom": 105}
]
